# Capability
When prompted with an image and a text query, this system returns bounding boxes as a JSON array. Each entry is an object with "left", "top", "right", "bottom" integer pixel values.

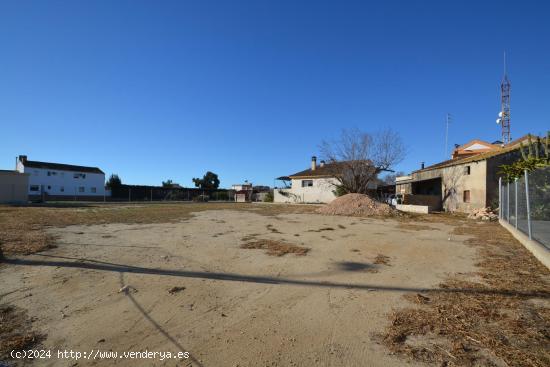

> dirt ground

[{"left": 0, "top": 203, "right": 547, "bottom": 366}]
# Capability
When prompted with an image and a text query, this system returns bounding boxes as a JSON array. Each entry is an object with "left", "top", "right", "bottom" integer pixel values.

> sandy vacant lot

[{"left": 1, "top": 203, "right": 548, "bottom": 366}]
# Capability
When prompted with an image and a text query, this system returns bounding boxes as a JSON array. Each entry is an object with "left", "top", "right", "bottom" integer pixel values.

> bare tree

[
  {"left": 382, "top": 171, "right": 406, "bottom": 185},
  {"left": 320, "top": 128, "right": 406, "bottom": 194}
]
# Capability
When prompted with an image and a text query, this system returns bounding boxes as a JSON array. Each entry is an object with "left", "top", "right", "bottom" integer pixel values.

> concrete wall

[
  {"left": 274, "top": 177, "right": 338, "bottom": 203},
  {"left": 0, "top": 171, "right": 29, "bottom": 203},
  {"left": 402, "top": 194, "right": 441, "bottom": 208},
  {"left": 396, "top": 182, "right": 412, "bottom": 194},
  {"left": 396, "top": 204, "right": 431, "bottom": 214},
  {"left": 235, "top": 193, "right": 247, "bottom": 202},
  {"left": 440, "top": 160, "right": 487, "bottom": 212}
]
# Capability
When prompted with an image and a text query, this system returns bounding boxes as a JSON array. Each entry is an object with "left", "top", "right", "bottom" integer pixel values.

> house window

[
  {"left": 47, "top": 171, "right": 57, "bottom": 176},
  {"left": 60, "top": 186, "right": 64, "bottom": 192},
  {"left": 90, "top": 187, "right": 97, "bottom": 193},
  {"left": 464, "top": 166, "right": 471, "bottom": 175},
  {"left": 73, "top": 173, "right": 86, "bottom": 179},
  {"left": 47, "top": 185, "right": 51, "bottom": 190},
  {"left": 463, "top": 190, "right": 471, "bottom": 203},
  {"left": 30, "top": 185, "right": 40, "bottom": 192},
  {"left": 78, "top": 186, "right": 85, "bottom": 193},
  {"left": 301, "top": 180, "right": 313, "bottom": 187}
]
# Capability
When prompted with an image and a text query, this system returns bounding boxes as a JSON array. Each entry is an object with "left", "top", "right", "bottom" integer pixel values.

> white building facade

[
  {"left": 274, "top": 176, "right": 339, "bottom": 204},
  {"left": 274, "top": 157, "right": 340, "bottom": 204},
  {"left": 16, "top": 155, "right": 105, "bottom": 200}
]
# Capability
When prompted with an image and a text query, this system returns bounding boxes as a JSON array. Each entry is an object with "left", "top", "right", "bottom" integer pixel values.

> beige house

[
  {"left": 274, "top": 156, "right": 378, "bottom": 204},
  {"left": 396, "top": 135, "right": 533, "bottom": 212},
  {"left": 274, "top": 157, "right": 340, "bottom": 204},
  {"left": 0, "top": 170, "right": 30, "bottom": 203}
]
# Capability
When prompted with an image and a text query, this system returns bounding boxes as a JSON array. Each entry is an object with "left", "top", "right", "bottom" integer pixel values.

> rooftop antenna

[
  {"left": 444, "top": 113, "right": 452, "bottom": 158},
  {"left": 496, "top": 51, "right": 511, "bottom": 144}
]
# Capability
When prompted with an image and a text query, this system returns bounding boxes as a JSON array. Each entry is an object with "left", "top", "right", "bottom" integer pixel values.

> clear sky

[{"left": 1, "top": 1, "right": 549, "bottom": 188}]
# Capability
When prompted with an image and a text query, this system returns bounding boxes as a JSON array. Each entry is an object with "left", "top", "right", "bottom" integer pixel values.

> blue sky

[{"left": 1, "top": 1, "right": 549, "bottom": 188}]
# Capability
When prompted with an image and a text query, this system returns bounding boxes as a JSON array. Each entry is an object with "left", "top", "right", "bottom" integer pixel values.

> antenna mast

[
  {"left": 498, "top": 52, "right": 511, "bottom": 144},
  {"left": 444, "top": 113, "right": 452, "bottom": 158}
]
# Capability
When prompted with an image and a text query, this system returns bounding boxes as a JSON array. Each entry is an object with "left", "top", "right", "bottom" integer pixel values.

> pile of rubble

[
  {"left": 467, "top": 207, "right": 499, "bottom": 221},
  {"left": 317, "top": 193, "right": 395, "bottom": 217}
]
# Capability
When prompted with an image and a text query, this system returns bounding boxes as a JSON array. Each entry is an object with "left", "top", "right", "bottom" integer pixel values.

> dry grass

[
  {"left": 374, "top": 254, "right": 391, "bottom": 266},
  {"left": 0, "top": 202, "right": 317, "bottom": 256},
  {"left": 397, "top": 223, "right": 437, "bottom": 231},
  {"left": 0, "top": 304, "right": 43, "bottom": 359},
  {"left": 383, "top": 218, "right": 550, "bottom": 367},
  {"left": 240, "top": 239, "right": 310, "bottom": 256},
  {"left": 168, "top": 286, "right": 186, "bottom": 295},
  {"left": 307, "top": 227, "right": 335, "bottom": 232}
]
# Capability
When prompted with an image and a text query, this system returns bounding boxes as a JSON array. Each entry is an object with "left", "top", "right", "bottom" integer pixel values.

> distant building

[
  {"left": 231, "top": 182, "right": 272, "bottom": 202},
  {"left": 16, "top": 155, "right": 105, "bottom": 201},
  {"left": 231, "top": 183, "right": 253, "bottom": 191}
]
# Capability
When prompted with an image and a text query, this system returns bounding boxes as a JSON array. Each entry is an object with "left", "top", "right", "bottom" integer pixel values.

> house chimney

[
  {"left": 18, "top": 155, "right": 27, "bottom": 164},
  {"left": 320, "top": 160, "right": 325, "bottom": 168},
  {"left": 311, "top": 156, "right": 317, "bottom": 171},
  {"left": 421, "top": 162, "right": 425, "bottom": 169}
]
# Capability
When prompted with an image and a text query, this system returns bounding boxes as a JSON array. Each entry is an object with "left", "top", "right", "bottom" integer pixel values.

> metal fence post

[
  {"left": 515, "top": 178, "right": 518, "bottom": 228},
  {"left": 507, "top": 181, "right": 510, "bottom": 222},
  {"left": 498, "top": 177, "right": 502, "bottom": 219},
  {"left": 524, "top": 169, "right": 532, "bottom": 239}
]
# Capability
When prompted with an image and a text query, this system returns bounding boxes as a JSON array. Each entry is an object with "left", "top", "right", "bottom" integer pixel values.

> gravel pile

[{"left": 317, "top": 193, "right": 395, "bottom": 217}]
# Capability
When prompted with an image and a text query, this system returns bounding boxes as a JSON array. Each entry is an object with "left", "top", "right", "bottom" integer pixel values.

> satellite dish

[
  {"left": 496, "top": 118, "right": 501, "bottom": 124},
  {"left": 498, "top": 111, "right": 503, "bottom": 118}
]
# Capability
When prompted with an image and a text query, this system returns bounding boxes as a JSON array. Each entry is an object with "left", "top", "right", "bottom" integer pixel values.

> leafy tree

[
  {"left": 499, "top": 132, "right": 550, "bottom": 182},
  {"left": 192, "top": 171, "right": 220, "bottom": 189},
  {"left": 498, "top": 132, "right": 550, "bottom": 219},
  {"left": 162, "top": 179, "right": 175, "bottom": 188},
  {"left": 105, "top": 174, "right": 122, "bottom": 190}
]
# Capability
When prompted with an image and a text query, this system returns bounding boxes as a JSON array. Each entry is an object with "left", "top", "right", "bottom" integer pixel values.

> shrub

[
  {"left": 263, "top": 192, "right": 274, "bottom": 202},
  {"left": 193, "top": 195, "right": 209, "bottom": 202},
  {"left": 211, "top": 191, "right": 229, "bottom": 201}
]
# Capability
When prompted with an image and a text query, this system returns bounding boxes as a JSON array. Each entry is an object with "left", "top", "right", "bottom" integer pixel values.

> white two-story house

[
  {"left": 274, "top": 156, "right": 341, "bottom": 204},
  {"left": 16, "top": 155, "right": 105, "bottom": 200},
  {"left": 274, "top": 156, "right": 380, "bottom": 204}
]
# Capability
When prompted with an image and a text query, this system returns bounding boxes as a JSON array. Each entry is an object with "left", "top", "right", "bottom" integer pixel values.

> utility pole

[{"left": 444, "top": 113, "right": 452, "bottom": 158}]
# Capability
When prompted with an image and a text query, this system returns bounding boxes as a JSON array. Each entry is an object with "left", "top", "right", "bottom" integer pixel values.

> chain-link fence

[{"left": 499, "top": 166, "right": 550, "bottom": 249}]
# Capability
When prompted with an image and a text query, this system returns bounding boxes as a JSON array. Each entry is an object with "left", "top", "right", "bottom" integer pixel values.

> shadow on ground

[{"left": 3, "top": 254, "right": 548, "bottom": 299}]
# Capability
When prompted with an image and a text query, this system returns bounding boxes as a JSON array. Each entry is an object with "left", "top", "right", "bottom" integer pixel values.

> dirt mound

[{"left": 317, "top": 193, "right": 395, "bottom": 217}]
